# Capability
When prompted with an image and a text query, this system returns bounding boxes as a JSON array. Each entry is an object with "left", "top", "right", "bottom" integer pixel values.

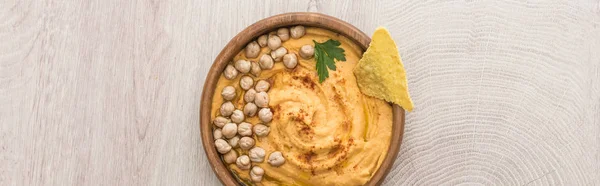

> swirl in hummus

[{"left": 211, "top": 28, "right": 392, "bottom": 185}]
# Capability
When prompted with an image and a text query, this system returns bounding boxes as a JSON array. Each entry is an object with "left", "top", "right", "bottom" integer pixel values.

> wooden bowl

[{"left": 200, "top": 12, "right": 405, "bottom": 186}]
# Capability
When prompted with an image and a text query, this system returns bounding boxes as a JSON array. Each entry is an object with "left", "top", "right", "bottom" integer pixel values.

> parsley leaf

[{"left": 313, "top": 39, "right": 346, "bottom": 83}]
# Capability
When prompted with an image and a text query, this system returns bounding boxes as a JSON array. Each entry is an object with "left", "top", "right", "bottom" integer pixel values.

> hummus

[{"left": 211, "top": 28, "right": 393, "bottom": 186}]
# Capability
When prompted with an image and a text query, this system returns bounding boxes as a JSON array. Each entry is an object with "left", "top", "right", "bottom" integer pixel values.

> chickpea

[
  {"left": 236, "top": 155, "right": 251, "bottom": 170},
  {"left": 235, "top": 59, "right": 251, "bottom": 74},
  {"left": 277, "top": 28, "right": 290, "bottom": 41},
  {"left": 253, "top": 124, "right": 270, "bottom": 137},
  {"left": 258, "top": 108, "right": 273, "bottom": 123},
  {"left": 213, "top": 116, "right": 230, "bottom": 128},
  {"left": 220, "top": 101, "right": 235, "bottom": 117},
  {"left": 254, "top": 92, "right": 269, "bottom": 108},
  {"left": 267, "top": 35, "right": 282, "bottom": 50},
  {"left": 257, "top": 35, "right": 268, "bottom": 47},
  {"left": 231, "top": 109, "right": 245, "bottom": 124},
  {"left": 259, "top": 54, "right": 274, "bottom": 70},
  {"left": 250, "top": 61, "right": 261, "bottom": 77},
  {"left": 221, "top": 86, "right": 236, "bottom": 101},
  {"left": 244, "top": 88, "right": 257, "bottom": 103},
  {"left": 243, "top": 102, "right": 258, "bottom": 117},
  {"left": 270, "top": 47, "right": 287, "bottom": 62},
  {"left": 290, "top": 25, "right": 306, "bottom": 39},
  {"left": 250, "top": 166, "right": 264, "bottom": 182},
  {"left": 249, "top": 147, "right": 266, "bottom": 162},
  {"left": 228, "top": 136, "right": 239, "bottom": 148},
  {"left": 223, "top": 150, "right": 238, "bottom": 164},
  {"left": 214, "top": 139, "right": 232, "bottom": 154},
  {"left": 238, "top": 122, "right": 253, "bottom": 137},
  {"left": 240, "top": 76, "right": 254, "bottom": 90},
  {"left": 299, "top": 45, "right": 314, "bottom": 59},
  {"left": 254, "top": 80, "right": 270, "bottom": 92},
  {"left": 239, "top": 136, "right": 255, "bottom": 150},
  {"left": 283, "top": 53, "right": 298, "bottom": 69},
  {"left": 222, "top": 123, "right": 238, "bottom": 138},
  {"left": 245, "top": 41, "right": 260, "bottom": 59},
  {"left": 213, "top": 128, "right": 223, "bottom": 139},
  {"left": 268, "top": 151, "right": 285, "bottom": 166},
  {"left": 224, "top": 64, "right": 238, "bottom": 80}
]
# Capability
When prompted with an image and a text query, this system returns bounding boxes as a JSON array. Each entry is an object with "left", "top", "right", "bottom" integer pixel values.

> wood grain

[{"left": 1, "top": 0, "right": 599, "bottom": 185}]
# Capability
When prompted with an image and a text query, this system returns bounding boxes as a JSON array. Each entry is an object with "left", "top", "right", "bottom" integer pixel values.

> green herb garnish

[{"left": 313, "top": 39, "right": 346, "bottom": 83}]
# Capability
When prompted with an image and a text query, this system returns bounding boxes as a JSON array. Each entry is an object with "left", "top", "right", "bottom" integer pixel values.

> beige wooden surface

[{"left": 1, "top": 0, "right": 599, "bottom": 185}]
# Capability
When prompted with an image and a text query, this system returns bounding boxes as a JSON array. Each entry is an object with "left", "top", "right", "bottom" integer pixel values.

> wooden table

[{"left": 2, "top": 0, "right": 599, "bottom": 185}]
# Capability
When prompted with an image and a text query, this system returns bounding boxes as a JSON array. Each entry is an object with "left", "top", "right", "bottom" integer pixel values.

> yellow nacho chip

[{"left": 354, "top": 27, "right": 414, "bottom": 111}]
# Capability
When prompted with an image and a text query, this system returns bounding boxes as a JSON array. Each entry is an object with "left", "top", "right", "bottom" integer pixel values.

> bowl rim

[{"left": 200, "top": 12, "right": 405, "bottom": 186}]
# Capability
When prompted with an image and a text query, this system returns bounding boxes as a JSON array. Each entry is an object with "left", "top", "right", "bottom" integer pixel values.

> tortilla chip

[{"left": 354, "top": 27, "right": 414, "bottom": 111}]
